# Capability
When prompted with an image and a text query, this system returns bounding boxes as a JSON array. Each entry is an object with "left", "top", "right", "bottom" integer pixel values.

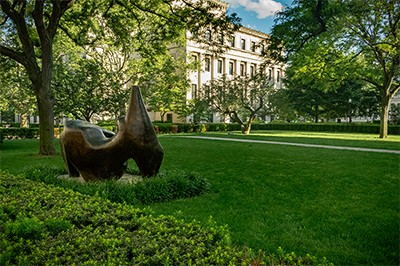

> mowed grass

[
  {"left": 195, "top": 130, "right": 400, "bottom": 150},
  {"left": 1, "top": 131, "right": 399, "bottom": 265}
]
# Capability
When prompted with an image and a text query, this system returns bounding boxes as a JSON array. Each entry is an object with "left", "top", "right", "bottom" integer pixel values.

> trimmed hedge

[
  {"left": 154, "top": 122, "right": 399, "bottom": 135},
  {"left": 3, "top": 122, "right": 396, "bottom": 140},
  {"left": 0, "top": 127, "right": 38, "bottom": 139},
  {"left": 250, "top": 122, "right": 400, "bottom": 135},
  {"left": 0, "top": 126, "right": 65, "bottom": 139},
  {"left": 0, "top": 172, "right": 333, "bottom": 265}
]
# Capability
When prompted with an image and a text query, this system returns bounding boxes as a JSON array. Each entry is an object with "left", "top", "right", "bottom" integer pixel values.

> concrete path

[{"left": 178, "top": 136, "right": 400, "bottom": 155}]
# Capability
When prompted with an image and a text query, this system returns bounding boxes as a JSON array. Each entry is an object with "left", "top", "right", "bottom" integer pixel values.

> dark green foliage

[
  {"left": 250, "top": 122, "right": 400, "bottom": 134},
  {"left": 0, "top": 127, "right": 39, "bottom": 139},
  {"left": 0, "top": 172, "right": 238, "bottom": 265},
  {"left": 0, "top": 172, "right": 329, "bottom": 265},
  {"left": 82, "top": 121, "right": 400, "bottom": 136},
  {"left": 5, "top": 217, "right": 45, "bottom": 240},
  {"left": 22, "top": 167, "right": 210, "bottom": 206},
  {"left": 0, "top": 172, "right": 331, "bottom": 265},
  {"left": 159, "top": 122, "right": 399, "bottom": 135}
]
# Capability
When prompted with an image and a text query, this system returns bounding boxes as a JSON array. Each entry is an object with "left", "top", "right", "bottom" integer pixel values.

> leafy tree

[
  {"left": 268, "top": 88, "right": 298, "bottom": 122},
  {"left": 269, "top": 0, "right": 399, "bottom": 138},
  {"left": 0, "top": 0, "right": 239, "bottom": 155},
  {"left": 52, "top": 32, "right": 138, "bottom": 122},
  {"left": 199, "top": 74, "right": 276, "bottom": 134},
  {"left": 0, "top": 0, "right": 74, "bottom": 154},
  {"left": 138, "top": 55, "right": 190, "bottom": 122},
  {"left": 282, "top": 50, "right": 380, "bottom": 123},
  {"left": 0, "top": 56, "right": 36, "bottom": 127}
]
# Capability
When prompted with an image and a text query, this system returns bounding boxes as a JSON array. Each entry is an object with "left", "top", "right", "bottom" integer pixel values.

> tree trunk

[
  {"left": 314, "top": 103, "right": 319, "bottom": 123},
  {"left": 34, "top": 41, "right": 56, "bottom": 155},
  {"left": 35, "top": 82, "right": 56, "bottom": 155},
  {"left": 241, "top": 123, "right": 251, "bottom": 135},
  {"left": 379, "top": 96, "right": 390, "bottom": 139}
]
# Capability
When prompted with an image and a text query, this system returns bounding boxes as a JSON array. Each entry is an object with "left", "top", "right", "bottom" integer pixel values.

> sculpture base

[{"left": 57, "top": 174, "right": 143, "bottom": 184}]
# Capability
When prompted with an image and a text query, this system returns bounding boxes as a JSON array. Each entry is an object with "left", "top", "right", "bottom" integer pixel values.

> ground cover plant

[
  {"left": 1, "top": 132, "right": 399, "bottom": 265},
  {"left": 0, "top": 172, "right": 333, "bottom": 265},
  {"left": 0, "top": 172, "right": 247, "bottom": 265},
  {"left": 22, "top": 166, "right": 210, "bottom": 205}
]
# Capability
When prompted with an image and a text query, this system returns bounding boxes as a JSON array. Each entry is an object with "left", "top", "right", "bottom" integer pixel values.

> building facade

[{"left": 148, "top": 23, "right": 285, "bottom": 123}]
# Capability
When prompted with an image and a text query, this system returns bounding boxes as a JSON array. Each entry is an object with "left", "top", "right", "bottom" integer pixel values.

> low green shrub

[
  {"left": 249, "top": 122, "right": 400, "bottom": 135},
  {"left": 0, "top": 172, "right": 241, "bottom": 265},
  {"left": 22, "top": 166, "right": 210, "bottom": 205},
  {"left": 0, "top": 172, "right": 333, "bottom": 265},
  {"left": 0, "top": 127, "right": 38, "bottom": 139},
  {"left": 153, "top": 122, "right": 174, "bottom": 133}
]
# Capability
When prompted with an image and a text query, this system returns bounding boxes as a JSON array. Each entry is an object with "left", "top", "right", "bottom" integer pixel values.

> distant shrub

[
  {"left": 249, "top": 122, "right": 400, "bottom": 135},
  {"left": 0, "top": 128, "right": 38, "bottom": 139},
  {"left": 153, "top": 122, "right": 174, "bottom": 133}
]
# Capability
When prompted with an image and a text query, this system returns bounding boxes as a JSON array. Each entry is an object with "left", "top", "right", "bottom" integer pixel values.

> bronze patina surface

[{"left": 60, "top": 86, "right": 163, "bottom": 182}]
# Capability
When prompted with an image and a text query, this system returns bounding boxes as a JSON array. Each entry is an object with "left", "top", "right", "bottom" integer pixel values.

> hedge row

[
  {"left": 153, "top": 122, "right": 400, "bottom": 135},
  {"left": 0, "top": 172, "right": 332, "bottom": 265},
  {"left": 2, "top": 122, "right": 397, "bottom": 140},
  {"left": 250, "top": 122, "right": 400, "bottom": 135},
  {"left": 0, "top": 127, "right": 64, "bottom": 140}
]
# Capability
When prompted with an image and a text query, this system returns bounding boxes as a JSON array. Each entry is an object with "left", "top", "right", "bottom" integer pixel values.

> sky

[{"left": 224, "top": 0, "right": 293, "bottom": 34}]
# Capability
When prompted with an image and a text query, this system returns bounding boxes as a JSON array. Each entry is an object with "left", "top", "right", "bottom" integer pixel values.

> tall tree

[
  {"left": 269, "top": 0, "right": 399, "bottom": 138},
  {"left": 200, "top": 73, "right": 276, "bottom": 134},
  {"left": 0, "top": 0, "right": 239, "bottom": 155},
  {"left": 0, "top": 56, "right": 37, "bottom": 127},
  {"left": 0, "top": 0, "right": 74, "bottom": 154},
  {"left": 139, "top": 55, "right": 190, "bottom": 122}
]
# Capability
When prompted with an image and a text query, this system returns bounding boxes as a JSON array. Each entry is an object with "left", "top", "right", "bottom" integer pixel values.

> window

[
  {"left": 217, "top": 59, "right": 223, "bottom": 74},
  {"left": 205, "top": 57, "right": 211, "bottom": 72},
  {"left": 167, "top": 113, "right": 173, "bottom": 122},
  {"left": 241, "top": 39, "right": 246, "bottom": 50},
  {"left": 250, "top": 65, "right": 255, "bottom": 77},
  {"left": 277, "top": 70, "right": 280, "bottom": 82},
  {"left": 251, "top": 41, "right": 256, "bottom": 52},
  {"left": 192, "top": 54, "right": 198, "bottom": 63},
  {"left": 205, "top": 30, "right": 211, "bottom": 42},
  {"left": 229, "top": 61, "right": 234, "bottom": 75},
  {"left": 230, "top": 36, "right": 235, "bottom": 47},
  {"left": 268, "top": 69, "right": 272, "bottom": 80},
  {"left": 192, "top": 84, "right": 197, "bottom": 99},
  {"left": 240, "top": 63, "right": 245, "bottom": 76}
]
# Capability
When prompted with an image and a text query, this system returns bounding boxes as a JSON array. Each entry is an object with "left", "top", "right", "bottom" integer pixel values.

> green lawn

[{"left": 1, "top": 131, "right": 399, "bottom": 265}]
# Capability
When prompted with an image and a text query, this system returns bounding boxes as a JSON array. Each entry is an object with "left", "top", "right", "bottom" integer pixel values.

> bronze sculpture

[{"left": 60, "top": 86, "right": 163, "bottom": 182}]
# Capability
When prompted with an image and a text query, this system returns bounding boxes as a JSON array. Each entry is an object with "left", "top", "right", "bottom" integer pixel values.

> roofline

[{"left": 238, "top": 26, "right": 270, "bottom": 38}]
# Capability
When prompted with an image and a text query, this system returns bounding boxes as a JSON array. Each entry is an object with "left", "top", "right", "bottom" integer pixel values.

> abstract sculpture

[{"left": 60, "top": 86, "right": 163, "bottom": 182}]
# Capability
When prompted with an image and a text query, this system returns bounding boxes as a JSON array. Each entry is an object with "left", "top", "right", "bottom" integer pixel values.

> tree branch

[{"left": 0, "top": 44, "right": 25, "bottom": 65}]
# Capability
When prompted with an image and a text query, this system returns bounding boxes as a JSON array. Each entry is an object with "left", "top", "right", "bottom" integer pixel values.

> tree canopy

[
  {"left": 0, "top": 0, "right": 240, "bottom": 154},
  {"left": 269, "top": 0, "right": 399, "bottom": 138},
  {"left": 197, "top": 73, "right": 276, "bottom": 134}
]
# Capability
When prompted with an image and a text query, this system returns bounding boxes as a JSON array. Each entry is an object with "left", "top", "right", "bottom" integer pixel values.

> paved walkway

[{"left": 179, "top": 136, "right": 400, "bottom": 155}]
